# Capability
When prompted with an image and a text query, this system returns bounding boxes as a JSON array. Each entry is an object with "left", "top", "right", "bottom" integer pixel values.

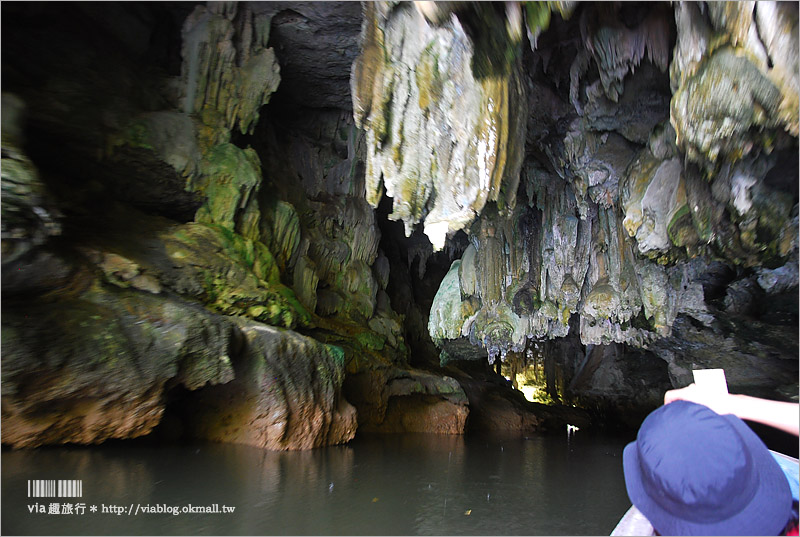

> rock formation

[
  {"left": 352, "top": 2, "right": 527, "bottom": 250},
  {"left": 2, "top": 1, "right": 797, "bottom": 449},
  {"left": 1, "top": 1, "right": 473, "bottom": 449},
  {"left": 353, "top": 2, "right": 797, "bottom": 410}
]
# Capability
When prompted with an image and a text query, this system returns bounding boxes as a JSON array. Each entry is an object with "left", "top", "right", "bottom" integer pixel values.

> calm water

[{"left": 2, "top": 431, "right": 633, "bottom": 535}]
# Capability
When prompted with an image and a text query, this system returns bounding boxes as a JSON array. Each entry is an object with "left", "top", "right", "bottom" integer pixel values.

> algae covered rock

[
  {"left": 161, "top": 222, "right": 311, "bottom": 330},
  {"left": 192, "top": 143, "right": 264, "bottom": 237}
]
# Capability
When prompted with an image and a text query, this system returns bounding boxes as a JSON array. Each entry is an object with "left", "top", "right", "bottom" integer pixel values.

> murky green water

[{"left": 2, "top": 431, "right": 633, "bottom": 535}]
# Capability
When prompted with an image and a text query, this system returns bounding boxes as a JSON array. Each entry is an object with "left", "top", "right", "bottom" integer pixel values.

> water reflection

[{"left": 2, "top": 432, "right": 631, "bottom": 535}]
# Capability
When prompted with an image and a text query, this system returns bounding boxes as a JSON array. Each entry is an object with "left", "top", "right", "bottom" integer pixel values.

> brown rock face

[
  {"left": 373, "top": 397, "right": 469, "bottom": 435},
  {"left": 1, "top": 283, "right": 237, "bottom": 449},
  {"left": 345, "top": 368, "right": 470, "bottom": 434},
  {"left": 180, "top": 322, "right": 357, "bottom": 450},
  {"left": 2, "top": 384, "right": 166, "bottom": 449},
  {"left": 467, "top": 393, "right": 543, "bottom": 435}
]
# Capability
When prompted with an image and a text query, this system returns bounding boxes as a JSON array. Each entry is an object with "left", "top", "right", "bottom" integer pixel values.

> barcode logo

[{"left": 27, "top": 480, "right": 82, "bottom": 498}]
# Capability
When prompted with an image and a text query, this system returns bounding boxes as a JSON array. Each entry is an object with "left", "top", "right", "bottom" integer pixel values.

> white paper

[{"left": 692, "top": 369, "right": 728, "bottom": 394}]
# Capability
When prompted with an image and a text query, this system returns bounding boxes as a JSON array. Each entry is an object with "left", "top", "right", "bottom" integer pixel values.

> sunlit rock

[
  {"left": 429, "top": 260, "right": 472, "bottom": 342},
  {"left": 450, "top": 364, "right": 592, "bottom": 434},
  {"left": 621, "top": 152, "right": 686, "bottom": 256}
]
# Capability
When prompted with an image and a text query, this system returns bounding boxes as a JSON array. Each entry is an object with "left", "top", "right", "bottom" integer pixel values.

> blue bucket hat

[{"left": 623, "top": 401, "right": 792, "bottom": 536}]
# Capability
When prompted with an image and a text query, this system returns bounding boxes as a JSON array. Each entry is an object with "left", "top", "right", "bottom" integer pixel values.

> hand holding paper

[
  {"left": 664, "top": 369, "right": 799, "bottom": 435},
  {"left": 664, "top": 370, "right": 736, "bottom": 417}
]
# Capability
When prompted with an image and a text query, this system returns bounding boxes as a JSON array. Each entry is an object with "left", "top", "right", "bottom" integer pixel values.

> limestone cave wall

[
  {"left": 1, "top": 1, "right": 797, "bottom": 449},
  {"left": 2, "top": 1, "right": 473, "bottom": 449},
  {"left": 352, "top": 2, "right": 797, "bottom": 410}
]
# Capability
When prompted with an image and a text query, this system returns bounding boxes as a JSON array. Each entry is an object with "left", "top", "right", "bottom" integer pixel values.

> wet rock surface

[{"left": 345, "top": 368, "right": 469, "bottom": 435}]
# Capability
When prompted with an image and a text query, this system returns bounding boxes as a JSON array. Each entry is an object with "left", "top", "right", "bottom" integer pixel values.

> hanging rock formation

[
  {"left": 352, "top": 2, "right": 527, "bottom": 250},
  {"left": 349, "top": 2, "right": 798, "bottom": 403}
]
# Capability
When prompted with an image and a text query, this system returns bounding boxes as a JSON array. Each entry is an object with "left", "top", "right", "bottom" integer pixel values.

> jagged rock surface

[
  {"left": 346, "top": 2, "right": 799, "bottom": 403},
  {"left": 345, "top": 368, "right": 469, "bottom": 434},
  {"left": 1, "top": 283, "right": 236, "bottom": 448},
  {"left": 670, "top": 2, "right": 798, "bottom": 169}
]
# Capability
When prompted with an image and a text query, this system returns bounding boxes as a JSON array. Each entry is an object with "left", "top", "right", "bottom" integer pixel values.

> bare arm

[{"left": 664, "top": 384, "right": 799, "bottom": 436}]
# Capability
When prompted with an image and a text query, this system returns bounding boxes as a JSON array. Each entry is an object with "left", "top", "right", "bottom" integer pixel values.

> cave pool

[{"left": 2, "top": 431, "right": 632, "bottom": 535}]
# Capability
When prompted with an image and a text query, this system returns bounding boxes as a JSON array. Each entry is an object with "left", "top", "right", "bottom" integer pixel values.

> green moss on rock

[
  {"left": 163, "top": 222, "right": 311, "bottom": 330},
  {"left": 194, "top": 143, "right": 263, "bottom": 234},
  {"left": 356, "top": 330, "right": 386, "bottom": 352}
]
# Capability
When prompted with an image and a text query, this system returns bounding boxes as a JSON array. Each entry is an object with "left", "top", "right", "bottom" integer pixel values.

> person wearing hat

[{"left": 621, "top": 399, "right": 798, "bottom": 536}]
